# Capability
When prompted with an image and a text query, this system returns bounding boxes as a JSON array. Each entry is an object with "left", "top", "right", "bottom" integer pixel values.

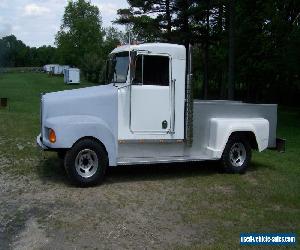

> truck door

[{"left": 130, "top": 53, "right": 172, "bottom": 133}]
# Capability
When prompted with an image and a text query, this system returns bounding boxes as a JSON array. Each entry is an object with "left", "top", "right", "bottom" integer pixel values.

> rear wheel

[
  {"left": 221, "top": 135, "right": 251, "bottom": 174},
  {"left": 64, "top": 138, "right": 108, "bottom": 187}
]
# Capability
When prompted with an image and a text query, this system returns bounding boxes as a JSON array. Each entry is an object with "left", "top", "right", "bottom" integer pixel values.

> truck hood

[{"left": 42, "top": 84, "right": 118, "bottom": 125}]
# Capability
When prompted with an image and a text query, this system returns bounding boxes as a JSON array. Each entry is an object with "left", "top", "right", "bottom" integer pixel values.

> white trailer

[
  {"left": 61, "top": 65, "right": 70, "bottom": 71},
  {"left": 64, "top": 68, "right": 80, "bottom": 84},
  {"left": 60, "top": 65, "right": 70, "bottom": 76},
  {"left": 37, "top": 43, "right": 284, "bottom": 186},
  {"left": 44, "top": 64, "right": 58, "bottom": 73},
  {"left": 50, "top": 65, "right": 62, "bottom": 75}
]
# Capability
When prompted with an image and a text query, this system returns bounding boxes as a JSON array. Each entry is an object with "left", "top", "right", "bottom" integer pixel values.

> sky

[{"left": 0, "top": 0, "right": 129, "bottom": 47}]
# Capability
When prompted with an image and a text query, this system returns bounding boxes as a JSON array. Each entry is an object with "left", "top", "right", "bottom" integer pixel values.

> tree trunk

[
  {"left": 218, "top": 4, "right": 224, "bottom": 98},
  {"left": 182, "top": 0, "right": 190, "bottom": 48},
  {"left": 203, "top": 1, "right": 210, "bottom": 99},
  {"left": 228, "top": 0, "right": 235, "bottom": 100}
]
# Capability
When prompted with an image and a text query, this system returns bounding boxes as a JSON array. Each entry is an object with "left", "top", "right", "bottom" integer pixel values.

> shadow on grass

[
  {"left": 249, "top": 160, "right": 276, "bottom": 172},
  {"left": 36, "top": 157, "right": 225, "bottom": 186},
  {"left": 36, "top": 156, "right": 70, "bottom": 186},
  {"left": 36, "top": 155, "right": 272, "bottom": 186},
  {"left": 105, "top": 161, "right": 223, "bottom": 184}
]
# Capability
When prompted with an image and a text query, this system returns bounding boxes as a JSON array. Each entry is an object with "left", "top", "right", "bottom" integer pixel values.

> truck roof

[{"left": 111, "top": 43, "right": 186, "bottom": 60}]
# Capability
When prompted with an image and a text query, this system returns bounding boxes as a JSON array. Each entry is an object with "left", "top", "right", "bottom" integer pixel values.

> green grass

[
  {"left": 0, "top": 72, "right": 299, "bottom": 248},
  {"left": 0, "top": 72, "right": 94, "bottom": 175}
]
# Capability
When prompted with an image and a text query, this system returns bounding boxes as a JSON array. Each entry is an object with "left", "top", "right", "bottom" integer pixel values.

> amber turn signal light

[{"left": 49, "top": 129, "right": 56, "bottom": 143}]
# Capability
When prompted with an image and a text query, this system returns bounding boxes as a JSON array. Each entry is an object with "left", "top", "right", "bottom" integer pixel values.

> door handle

[{"left": 162, "top": 120, "right": 168, "bottom": 129}]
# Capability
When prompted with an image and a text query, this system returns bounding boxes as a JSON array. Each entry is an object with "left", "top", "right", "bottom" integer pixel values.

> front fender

[
  {"left": 43, "top": 115, "right": 117, "bottom": 166},
  {"left": 207, "top": 118, "right": 269, "bottom": 158}
]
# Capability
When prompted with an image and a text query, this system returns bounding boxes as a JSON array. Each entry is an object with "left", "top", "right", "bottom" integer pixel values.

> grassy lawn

[
  {"left": 0, "top": 72, "right": 299, "bottom": 249},
  {"left": 0, "top": 72, "right": 93, "bottom": 175}
]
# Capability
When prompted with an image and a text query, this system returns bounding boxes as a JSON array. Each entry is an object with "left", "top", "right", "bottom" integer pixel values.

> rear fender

[{"left": 207, "top": 118, "right": 269, "bottom": 158}]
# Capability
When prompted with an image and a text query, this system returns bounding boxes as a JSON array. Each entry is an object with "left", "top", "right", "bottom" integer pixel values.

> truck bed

[
  {"left": 193, "top": 100, "right": 277, "bottom": 148},
  {"left": 117, "top": 100, "right": 277, "bottom": 165}
]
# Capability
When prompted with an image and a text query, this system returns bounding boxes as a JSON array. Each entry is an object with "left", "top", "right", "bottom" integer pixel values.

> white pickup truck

[{"left": 37, "top": 43, "right": 282, "bottom": 186}]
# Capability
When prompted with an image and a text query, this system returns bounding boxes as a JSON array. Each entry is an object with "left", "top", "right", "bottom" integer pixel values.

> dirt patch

[
  {"left": 244, "top": 173, "right": 259, "bottom": 186},
  {"left": 12, "top": 217, "right": 49, "bottom": 250},
  {"left": 0, "top": 162, "right": 215, "bottom": 249},
  {"left": 208, "top": 184, "right": 236, "bottom": 195}
]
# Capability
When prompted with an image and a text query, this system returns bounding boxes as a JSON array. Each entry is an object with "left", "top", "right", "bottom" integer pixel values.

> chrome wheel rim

[
  {"left": 229, "top": 143, "right": 246, "bottom": 167},
  {"left": 75, "top": 149, "right": 99, "bottom": 178}
]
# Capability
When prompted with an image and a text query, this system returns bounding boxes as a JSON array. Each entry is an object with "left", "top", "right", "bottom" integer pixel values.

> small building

[{"left": 64, "top": 68, "right": 80, "bottom": 84}]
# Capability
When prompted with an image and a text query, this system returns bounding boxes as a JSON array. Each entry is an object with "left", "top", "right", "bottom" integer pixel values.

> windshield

[{"left": 107, "top": 52, "right": 129, "bottom": 83}]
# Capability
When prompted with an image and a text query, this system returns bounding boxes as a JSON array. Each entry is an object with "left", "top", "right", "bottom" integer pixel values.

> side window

[
  {"left": 143, "top": 55, "right": 169, "bottom": 86},
  {"left": 133, "top": 55, "right": 170, "bottom": 86}
]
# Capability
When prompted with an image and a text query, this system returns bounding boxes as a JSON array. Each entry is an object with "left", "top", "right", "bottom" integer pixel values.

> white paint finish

[
  {"left": 40, "top": 84, "right": 118, "bottom": 166},
  {"left": 117, "top": 100, "right": 277, "bottom": 163},
  {"left": 193, "top": 100, "right": 277, "bottom": 149},
  {"left": 131, "top": 85, "right": 170, "bottom": 132},
  {"left": 207, "top": 118, "right": 269, "bottom": 158},
  {"left": 112, "top": 43, "right": 186, "bottom": 60},
  {"left": 116, "top": 44, "right": 186, "bottom": 140},
  {"left": 44, "top": 115, "right": 117, "bottom": 165}
]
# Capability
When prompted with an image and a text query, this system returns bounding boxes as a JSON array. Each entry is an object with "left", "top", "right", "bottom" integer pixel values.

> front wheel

[
  {"left": 221, "top": 135, "right": 251, "bottom": 174},
  {"left": 64, "top": 138, "right": 108, "bottom": 187}
]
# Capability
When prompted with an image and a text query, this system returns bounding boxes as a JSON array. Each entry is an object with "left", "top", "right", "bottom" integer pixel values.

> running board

[{"left": 117, "top": 156, "right": 211, "bottom": 165}]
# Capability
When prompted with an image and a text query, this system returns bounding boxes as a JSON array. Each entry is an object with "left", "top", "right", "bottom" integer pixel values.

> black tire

[
  {"left": 221, "top": 134, "right": 251, "bottom": 174},
  {"left": 64, "top": 138, "right": 108, "bottom": 187}
]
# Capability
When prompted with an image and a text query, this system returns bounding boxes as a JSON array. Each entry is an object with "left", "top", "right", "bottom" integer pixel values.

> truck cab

[
  {"left": 37, "top": 43, "right": 280, "bottom": 186},
  {"left": 112, "top": 43, "right": 185, "bottom": 141}
]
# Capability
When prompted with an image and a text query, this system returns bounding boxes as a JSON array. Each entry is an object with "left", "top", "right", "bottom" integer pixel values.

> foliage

[
  {"left": 55, "top": 0, "right": 104, "bottom": 82},
  {"left": 0, "top": 35, "right": 58, "bottom": 67},
  {"left": 1, "top": 0, "right": 299, "bottom": 103},
  {"left": 116, "top": 0, "right": 300, "bottom": 105},
  {"left": 80, "top": 52, "right": 104, "bottom": 83},
  {"left": 54, "top": 0, "right": 127, "bottom": 83}
]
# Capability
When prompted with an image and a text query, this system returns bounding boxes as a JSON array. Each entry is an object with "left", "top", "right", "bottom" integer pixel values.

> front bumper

[{"left": 36, "top": 134, "right": 48, "bottom": 150}]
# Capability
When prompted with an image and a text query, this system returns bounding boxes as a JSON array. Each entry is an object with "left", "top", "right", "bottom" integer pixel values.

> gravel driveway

[{"left": 0, "top": 153, "right": 217, "bottom": 250}]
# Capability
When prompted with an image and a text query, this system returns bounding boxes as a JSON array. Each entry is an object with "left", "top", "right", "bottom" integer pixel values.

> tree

[
  {"left": 102, "top": 27, "right": 127, "bottom": 56},
  {"left": 116, "top": 0, "right": 176, "bottom": 42},
  {"left": 227, "top": 0, "right": 235, "bottom": 100},
  {"left": 0, "top": 35, "right": 27, "bottom": 67},
  {"left": 116, "top": 0, "right": 212, "bottom": 98},
  {"left": 55, "top": 0, "right": 104, "bottom": 80}
]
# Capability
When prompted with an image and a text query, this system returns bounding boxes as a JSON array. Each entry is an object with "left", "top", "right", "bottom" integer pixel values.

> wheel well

[
  {"left": 73, "top": 136, "right": 108, "bottom": 155},
  {"left": 229, "top": 131, "right": 258, "bottom": 150}
]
